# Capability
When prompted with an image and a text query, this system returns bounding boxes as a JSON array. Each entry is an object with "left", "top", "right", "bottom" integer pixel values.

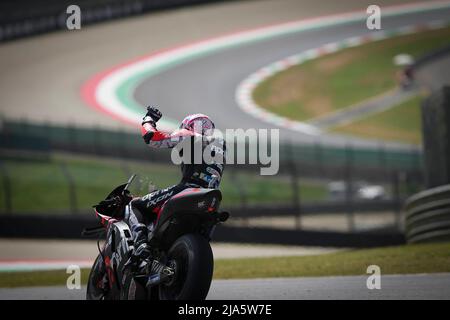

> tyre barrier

[{"left": 404, "top": 184, "right": 450, "bottom": 243}]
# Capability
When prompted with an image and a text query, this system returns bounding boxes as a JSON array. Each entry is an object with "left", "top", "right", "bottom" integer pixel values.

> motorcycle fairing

[
  {"left": 102, "top": 220, "right": 134, "bottom": 294},
  {"left": 150, "top": 188, "right": 222, "bottom": 248}
]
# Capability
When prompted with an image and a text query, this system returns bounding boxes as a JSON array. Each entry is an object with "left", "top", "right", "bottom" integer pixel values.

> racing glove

[{"left": 142, "top": 106, "right": 162, "bottom": 127}]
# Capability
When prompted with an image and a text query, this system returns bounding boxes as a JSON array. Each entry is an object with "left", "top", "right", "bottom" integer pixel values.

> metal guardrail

[
  {"left": 10, "top": 199, "right": 400, "bottom": 219},
  {"left": 404, "top": 184, "right": 450, "bottom": 243},
  {"left": 0, "top": 119, "right": 423, "bottom": 175}
]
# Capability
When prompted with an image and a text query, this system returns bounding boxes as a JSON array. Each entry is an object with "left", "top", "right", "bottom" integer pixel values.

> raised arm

[{"left": 140, "top": 106, "right": 197, "bottom": 149}]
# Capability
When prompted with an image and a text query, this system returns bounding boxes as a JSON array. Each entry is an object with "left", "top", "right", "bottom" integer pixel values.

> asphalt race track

[
  {"left": 0, "top": 0, "right": 409, "bottom": 131},
  {"left": 1, "top": 273, "right": 449, "bottom": 300},
  {"left": 133, "top": 7, "right": 450, "bottom": 148}
]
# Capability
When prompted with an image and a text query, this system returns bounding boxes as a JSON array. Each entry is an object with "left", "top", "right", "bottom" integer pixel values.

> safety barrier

[
  {"left": 0, "top": 119, "right": 423, "bottom": 174},
  {"left": 0, "top": 214, "right": 404, "bottom": 247},
  {"left": 404, "top": 184, "right": 450, "bottom": 243}
]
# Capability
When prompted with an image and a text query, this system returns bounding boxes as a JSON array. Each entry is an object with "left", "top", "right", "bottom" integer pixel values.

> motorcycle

[{"left": 83, "top": 174, "right": 229, "bottom": 300}]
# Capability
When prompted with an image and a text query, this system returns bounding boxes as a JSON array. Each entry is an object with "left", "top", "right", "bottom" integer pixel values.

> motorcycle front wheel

[
  {"left": 86, "top": 254, "right": 107, "bottom": 300},
  {"left": 159, "top": 233, "right": 214, "bottom": 300}
]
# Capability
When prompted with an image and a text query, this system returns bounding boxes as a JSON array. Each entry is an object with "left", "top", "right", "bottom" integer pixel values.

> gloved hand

[
  {"left": 146, "top": 106, "right": 162, "bottom": 122},
  {"left": 142, "top": 106, "right": 162, "bottom": 127}
]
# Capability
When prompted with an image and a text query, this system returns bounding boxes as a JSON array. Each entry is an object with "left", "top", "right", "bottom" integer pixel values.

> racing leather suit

[{"left": 124, "top": 119, "right": 226, "bottom": 258}]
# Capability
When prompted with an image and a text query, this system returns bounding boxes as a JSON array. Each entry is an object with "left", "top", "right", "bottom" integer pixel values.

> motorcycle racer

[
  {"left": 124, "top": 107, "right": 226, "bottom": 271},
  {"left": 91, "top": 107, "right": 226, "bottom": 296}
]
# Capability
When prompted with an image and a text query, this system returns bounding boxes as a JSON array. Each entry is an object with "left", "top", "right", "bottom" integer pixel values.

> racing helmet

[{"left": 180, "top": 114, "right": 215, "bottom": 136}]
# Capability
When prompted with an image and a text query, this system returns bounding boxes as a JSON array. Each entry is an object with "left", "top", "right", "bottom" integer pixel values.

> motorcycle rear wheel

[{"left": 158, "top": 233, "right": 213, "bottom": 300}]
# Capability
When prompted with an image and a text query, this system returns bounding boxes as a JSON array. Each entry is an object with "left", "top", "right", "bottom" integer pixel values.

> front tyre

[
  {"left": 86, "top": 254, "right": 107, "bottom": 300},
  {"left": 159, "top": 234, "right": 213, "bottom": 300},
  {"left": 120, "top": 268, "right": 147, "bottom": 300}
]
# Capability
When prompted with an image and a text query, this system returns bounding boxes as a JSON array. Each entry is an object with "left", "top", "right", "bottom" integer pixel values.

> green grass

[
  {"left": 0, "top": 155, "right": 179, "bottom": 213},
  {"left": 253, "top": 26, "right": 450, "bottom": 122},
  {"left": 333, "top": 95, "right": 423, "bottom": 145},
  {"left": 0, "top": 153, "right": 327, "bottom": 213},
  {"left": 0, "top": 242, "right": 449, "bottom": 287},
  {"left": 0, "top": 269, "right": 92, "bottom": 288},
  {"left": 214, "top": 242, "right": 450, "bottom": 279}
]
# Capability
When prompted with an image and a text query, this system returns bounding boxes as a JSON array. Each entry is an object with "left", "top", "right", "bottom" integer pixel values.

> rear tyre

[{"left": 159, "top": 234, "right": 213, "bottom": 300}]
